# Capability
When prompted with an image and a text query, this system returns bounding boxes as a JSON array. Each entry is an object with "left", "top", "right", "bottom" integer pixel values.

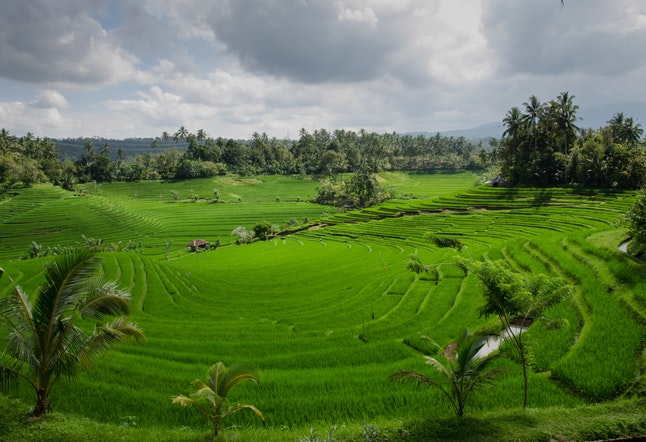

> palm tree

[
  {"left": 391, "top": 330, "right": 503, "bottom": 417},
  {"left": 550, "top": 91, "right": 579, "bottom": 183},
  {"left": 196, "top": 129, "right": 207, "bottom": 141},
  {"left": 623, "top": 117, "right": 644, "bottom": 146},
  {"left": 172, "top": 362, "right": 264, "bottom": 438},
  {"left": 552, "top": 91, "right": 580, "bottom": 155},
  {"left": 0, "top": 251, "right": 145, "bottom": 416},
  {"left": 502, "top": 107, "right": 524, "bottom": 141},
  {"left": 609, "top": 113, "right": 644, "bottom": 146},
  {"left": 175, "top": 126, "right": 189, "bottom": 143},
  {"left": 523, "top": 95, "right": 543, "bottom": 151}
]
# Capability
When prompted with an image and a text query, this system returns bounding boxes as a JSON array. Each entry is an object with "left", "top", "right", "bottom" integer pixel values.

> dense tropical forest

[
  {"left": 2, "top": 92, "right": 645, "bottom": 192},
  {"left": 1, "top": 93, "right": 646, "bottom": 441}
]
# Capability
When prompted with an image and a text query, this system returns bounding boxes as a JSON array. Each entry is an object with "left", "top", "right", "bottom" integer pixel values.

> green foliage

[
  {"left": 0, "top": 173, "right": 643, "bottom": 432},
  {"left": 0, "top": 251, "right": 145, "bottom": 416},
  {"left": 163, "top": 240, "right": 173, "bottom": 260},
  {"left": 2, "top": 393, "right": 646, "bottom": 441},
  {"left": 314, "top": 167, "right": 393, "bottom": 208},
  {"left": 608, "top": 112, "right": 644, "bottom": 146},
  {"left": 498, "top": 93, "right": 646, "bottom": 188},
  {"left": 391, "top": 330, "right": 504, "bottom": 417},
  {"left": 460, "top": 259, "right": 570, "bottom": 409},
  {"left": 406, "top": 254, "right": 429, "bottom": 274},
  {"left": 24, "top": 241, "right": 44, "bottom": 259},
  {"left": 253, "top": 220, "right": 280, "bottom": 241},
  {"left": 627, "top": 188, "right": 646, "bottom": 256},
  {"left": 172, "top": 362, "right": 263, "bottom": 438},
  {"left": 425, "top": 234, "right": 464, "bottom": 251}
]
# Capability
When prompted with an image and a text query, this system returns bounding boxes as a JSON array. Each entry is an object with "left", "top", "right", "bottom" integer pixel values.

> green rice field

[{"left": 1, "top": 171, "right": 645, "bottom": 437}]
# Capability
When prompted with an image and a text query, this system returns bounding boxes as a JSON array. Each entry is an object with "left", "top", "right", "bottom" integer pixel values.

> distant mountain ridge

[
  {"left": 51, "top": 102, "right": 644, "bottom": 159},
  {"left": 412, "top": 102, "right": 646, "bottom": 141}
]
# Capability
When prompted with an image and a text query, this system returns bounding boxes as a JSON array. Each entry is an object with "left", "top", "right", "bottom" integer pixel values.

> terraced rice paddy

[{"left": 1, "top": 172, "right": 644, "bottom": 432}]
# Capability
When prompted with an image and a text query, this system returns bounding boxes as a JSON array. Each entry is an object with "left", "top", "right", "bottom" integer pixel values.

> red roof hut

[{"left": 186, "top": 239, "right": 209, "bottom": 252}]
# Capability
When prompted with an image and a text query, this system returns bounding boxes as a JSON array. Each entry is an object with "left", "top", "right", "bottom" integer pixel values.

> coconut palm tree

[
  {"left": 623, "top": 117, "right": 644, "bottom": 146},
  {"left": 175, "top": 126, "right": 189, "bottom": 143},
  {"left": 172, "top": 362, "right": 264, "bottom": 438},
  {"left": 552, "top": 91, "right": 580, "bottom": 155},
  {"left": 523, "top": 95, "right": 543, "bottom": 151},
  {"left": 550, "top": 91, "right": 579, "bottom": 183},
  {"left": 391, "top": 329, "right": 503, "bottom": 417},
  {"left": 0, "top": 251, "right": 145, "bottom": 416},
  {"left": 502, "top": 107, "right": 524, "bottom": 140},
  {"left": 609, "top": 113, "right": 644, "bottom": 146}
]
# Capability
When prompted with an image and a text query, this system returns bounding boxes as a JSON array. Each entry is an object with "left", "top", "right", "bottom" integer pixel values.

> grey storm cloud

[
  {"left": 207, "top": 0, "right": 401, "bottom": 83},
  {"left": 1, "top": 0, "right": 645, "bottom": 139},
  {"left": 0, "top": 0, "right": 135, "bottom": 85},
  {"left": 483, "top": 0, "right": 646, "bottom": 77}
]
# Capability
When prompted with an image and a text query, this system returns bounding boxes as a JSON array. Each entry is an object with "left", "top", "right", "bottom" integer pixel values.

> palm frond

[
  {"left": 191, "top": 383, "right": 220, "bottom": 408},
  {"left": 222, "top": 403, "right": 264, "bottom": 421},
  {"left": 460, "top": 332, "right": 494, "bottom": 365},
  {"left": 205, "top": 362, "right": 260, "bottom": 399},
  {"left": 33, "top": 252, "right": 99, "bottom": 350},
  {"left": 173, "top": 361, "right": 262, "bottom": 437},
  {"left": 0, "top": 284, "right": 35, "bottom": 340},
  {"left": 424, "top": 356, "right": 450, "bottom": 377},
  {"left": 207, "top": 361, "right": 225, "bottom": 391},
  {"left": 218, "top": 363, "right": 260, "bottom": 398},
  {"left": 75, "top": 317, "right": 144, "bottom": 369},
  {"left": 393, "top": 329, "right": 505, "bottom": 417},
  {"left": 389, "top": 370, "right": 436, "bottom": 387},
  {"left": 50, "top": 324, "right": 91, "bottom": 374},
  {"left": 6, "top": 330, "right": 38, "bottom": 370},
  {"left": 171, "top": 394, "right": 193, "bottom": 407},
  {"left": 0, "top": 365, "right": 21, "bottom": 391},
  {"left": 96, "top": 316, "right": 145, "bottom": 342},
  {"left": 77, "top": 280, "right": 131, "bottom": 321}
]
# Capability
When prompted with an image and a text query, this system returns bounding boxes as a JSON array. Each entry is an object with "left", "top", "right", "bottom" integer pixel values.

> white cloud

[
  {"left": 0, "top": 1, "right": 139, "bottom": 87},
  {"left": 0, "top": 0, "right": 645, "bottom": 139},
  {"left": 0, "top": 96, "right": 75, "bottom": 135},
  {"left": 33, "top": 90, "right": 70, "bottom": 109},
  {"left": 336, "top": 3, "right": 378, "bottom": 28}
]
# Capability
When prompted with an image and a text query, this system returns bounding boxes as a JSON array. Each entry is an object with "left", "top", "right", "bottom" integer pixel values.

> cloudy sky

[{"left": 0, "top": 0, "right": 644, "bottom": 139}]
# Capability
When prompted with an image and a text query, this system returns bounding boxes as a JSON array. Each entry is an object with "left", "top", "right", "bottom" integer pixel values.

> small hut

[
  {"left": 487, "top": 176, "right": 509, "bottom": 187},
  {"left": 186, "top": 239, "right": 209, "bottom": 252}
]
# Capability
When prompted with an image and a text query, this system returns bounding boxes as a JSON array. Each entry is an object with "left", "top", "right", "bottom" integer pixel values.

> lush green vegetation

[
  {"left": 1, "top": 171, "right": 645, "bottom": 440},
  {"left": 1, "top": 393, "right": 645, "bottom": 442},
  {"left": 0, "top": 251, "right": 144, "bottom": 416},
  {"left": 498, "top": 93, "right": 645, "bottom": 188},
  {"left": 3, "top": 94, "right": 644, "bottom": 196},
  {"left": 0, "top": 127, "right": 484, "bottom": 192}
]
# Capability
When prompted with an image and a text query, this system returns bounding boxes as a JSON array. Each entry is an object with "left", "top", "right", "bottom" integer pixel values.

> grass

[
  {"left": 2, "top": 393, "right": 645, "bottom": 441},
  {"left": 1, "top": 171, "right": 645, "bottom": 440}
]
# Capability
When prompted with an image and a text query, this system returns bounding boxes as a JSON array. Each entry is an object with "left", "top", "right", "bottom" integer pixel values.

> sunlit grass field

[{"left": 1, "top": 171, "right": 645, "bottom": 439}]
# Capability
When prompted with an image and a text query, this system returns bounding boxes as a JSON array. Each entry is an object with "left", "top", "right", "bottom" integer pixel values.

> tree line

[
  {"left": 2, "top": 93, "right": 645, "bottom": 195},
  {"left": 0, "top": 127, "right": 481, "bottom": 191},
  {"left": 496, "top": 92, "right": 646, "bottom": 188}
]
